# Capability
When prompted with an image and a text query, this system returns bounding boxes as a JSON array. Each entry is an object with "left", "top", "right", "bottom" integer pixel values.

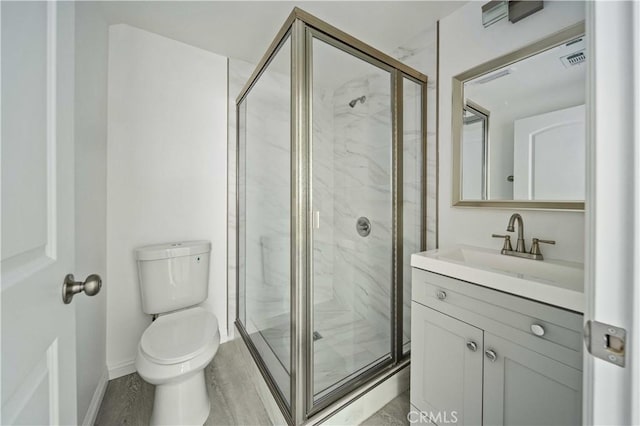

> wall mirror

[{"left": 452, "top": 22, "right": 585, "bottom": 210}]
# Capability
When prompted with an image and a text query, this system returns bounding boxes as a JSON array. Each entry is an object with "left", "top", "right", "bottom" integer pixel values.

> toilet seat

[
  {"left": 140, "top": 307, "right": 218, "bottom": 365},
  {"left": 135, "top": 311, "right": 220, "bottom": 426}
]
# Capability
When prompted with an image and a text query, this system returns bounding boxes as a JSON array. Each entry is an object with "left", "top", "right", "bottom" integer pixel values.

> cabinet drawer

[{"left": 412, "top": 268, "right": 583, "bottom": 369}]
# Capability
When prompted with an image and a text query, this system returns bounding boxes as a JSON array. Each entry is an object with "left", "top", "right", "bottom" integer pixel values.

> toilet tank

[{"left": 135, "top": 241, "right": 211, "bottom": 314}]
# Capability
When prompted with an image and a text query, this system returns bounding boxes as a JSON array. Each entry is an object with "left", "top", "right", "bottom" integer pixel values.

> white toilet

[{"left": 134, "top": 241, "right": 220, "bottom": 426}]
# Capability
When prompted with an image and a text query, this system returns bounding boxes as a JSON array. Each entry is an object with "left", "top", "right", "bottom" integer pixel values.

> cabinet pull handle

[
  {"left": 466, "top": 341, "right": 478, "bottom": 352},
  {"left": 485, "top": 349, "right": 497, "bottom": 362},
  {"left": 531, "top": 323, "right": 546, "bottom": 336},
  {"left": 436, "top": 290, "right": 447, "bottom": 301}
]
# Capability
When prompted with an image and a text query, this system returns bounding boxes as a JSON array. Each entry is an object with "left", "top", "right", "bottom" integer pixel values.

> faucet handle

[
  {"left": 530, "top": 238, "right": 556, "bottom": 255},
  {"left": 534, "top": 238, "right": 556, "bottom": 245},
  {"left": 492, "top": 234, "right": 513, "bottom": 252}
]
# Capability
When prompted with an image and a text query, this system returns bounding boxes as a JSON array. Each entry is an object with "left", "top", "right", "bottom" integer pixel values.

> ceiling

[
  {"left": 98, "top": 1, "right": 465, "bottom": 65},
  {"left": 465, "top": 36, "right": 586, "bottom": 111}
]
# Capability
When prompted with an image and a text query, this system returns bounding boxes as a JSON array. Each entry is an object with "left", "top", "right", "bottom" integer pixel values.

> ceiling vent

[{"left": 560, "top": 50, "right": 586, "bottom": 68}]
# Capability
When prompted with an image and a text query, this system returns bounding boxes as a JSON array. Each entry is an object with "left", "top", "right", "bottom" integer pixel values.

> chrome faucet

[
  {"left": 506, "top": 213, "right": 526, "bottom": 253},
  {"left": 491, "top": 213, "right": 557, "bottom": 260}
]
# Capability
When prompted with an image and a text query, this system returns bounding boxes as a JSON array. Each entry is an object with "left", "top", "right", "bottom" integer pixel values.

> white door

[
  {"left": 585, "top": 1, "right": 639, "bottom": 425},
  {"left": 513, "top": 104, "right": 585, "bottom": 201},
  {"left": 1, "top": 2, "right": 78, "bottom": 424}
]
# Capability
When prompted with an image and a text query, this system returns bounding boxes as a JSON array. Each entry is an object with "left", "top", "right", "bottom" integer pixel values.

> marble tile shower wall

[
  {"left": 312, "top": 86, "right": 337, "bottom": 307},
  {"left": 328, "top": 74, "right": 393, "bottom": 334},
  {"left": 227, "top": 22, "right": 438, "bottom": 339},
  {"left": 392, "top": 25, "right": 439, "bottom": 340},
  {"left": 392, "top": 24, "right": 438, "bottom": 251}
]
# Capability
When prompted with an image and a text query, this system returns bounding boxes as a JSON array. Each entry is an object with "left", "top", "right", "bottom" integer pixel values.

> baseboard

[
  {"left": 82, "top": 369, "right": 109, "bottom": 426},
  {"left": 219, "top": 329, "right": 231, "bottom": 344},
  {"left": 107, "top": 359, "right": 136, "bottom": 380}
]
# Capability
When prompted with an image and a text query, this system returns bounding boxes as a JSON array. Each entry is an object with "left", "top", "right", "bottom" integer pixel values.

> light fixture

[
  {"left": 482, "top": 1, "right": 545, "bottom": 28},
  {"left": 509, "top": 1, "right": 544, "bottom": 23},
  {"left": 482, "top": 0, "right": 508, "bottom": 28}
]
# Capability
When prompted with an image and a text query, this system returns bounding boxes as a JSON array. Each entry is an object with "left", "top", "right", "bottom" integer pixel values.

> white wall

[
  {"left": 74, "top": 2, "right": 109, "bottom": 422},
  {"left": 439, "top": 1, "right": 586, "bottom": 263},
  {"left": 106, "top": 24, "right": 228, "bottom": 375}
]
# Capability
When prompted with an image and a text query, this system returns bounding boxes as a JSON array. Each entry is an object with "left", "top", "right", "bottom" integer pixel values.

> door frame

[{"left": 584, "top": 1, "right": 640, "bottom": 424}]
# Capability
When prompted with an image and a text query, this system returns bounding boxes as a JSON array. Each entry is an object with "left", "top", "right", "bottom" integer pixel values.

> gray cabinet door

[
  {"left": 482, "top": 332, "right": 582, "bottom": 426},
  {"left": 411, "top": 303, "right": 483, "bottom": 425}
]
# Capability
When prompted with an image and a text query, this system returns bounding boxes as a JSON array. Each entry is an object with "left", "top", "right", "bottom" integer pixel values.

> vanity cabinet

[
  {"left": 482, "top": 332, "right": 582, "bottom": 425},
  {"left": 412, "top": 304, "right": 483, "bottom": 425},
  {"left": 410, "top": 268, "right": 583, "bottom": 426}
]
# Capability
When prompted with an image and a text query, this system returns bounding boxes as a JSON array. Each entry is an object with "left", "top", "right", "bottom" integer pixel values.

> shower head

[{"left": 348, "top": 95, "right": 366, "bottom": 108}]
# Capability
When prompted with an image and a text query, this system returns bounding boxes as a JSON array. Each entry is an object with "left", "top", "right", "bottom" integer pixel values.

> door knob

[
  {"left": 62, "top": 273, "right": 102, "bottom": 304},
  {"left": 466, "top": 340, "right": 478, "bottom": 352}
]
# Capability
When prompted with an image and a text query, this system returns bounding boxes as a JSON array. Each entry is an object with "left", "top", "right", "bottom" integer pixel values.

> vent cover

[{"left": 560, "top": 50, "right": 586, "bottom": 68}]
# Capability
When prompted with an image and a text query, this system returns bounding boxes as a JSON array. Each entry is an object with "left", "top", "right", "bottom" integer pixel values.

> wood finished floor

[{"left": 95, "top": 340, "right": 409, "bottom": 426}]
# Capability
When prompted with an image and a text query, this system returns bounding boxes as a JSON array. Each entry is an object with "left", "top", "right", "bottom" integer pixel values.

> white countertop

[{"left": 411, "top": 245, "right": 585, "bottom": 313}]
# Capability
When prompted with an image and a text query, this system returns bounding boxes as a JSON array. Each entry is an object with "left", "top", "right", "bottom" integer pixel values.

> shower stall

[{"left": 235, "top": 8, "right": 427, "bottom": 424}]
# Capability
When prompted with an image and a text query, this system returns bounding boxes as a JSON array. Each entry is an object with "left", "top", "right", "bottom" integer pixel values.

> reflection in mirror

[
  {"left": 453, "top": 23, "right": 586, "bottom": 209},
  {"left": 462, "top": 102, "right": 488, "bottom": 200}
]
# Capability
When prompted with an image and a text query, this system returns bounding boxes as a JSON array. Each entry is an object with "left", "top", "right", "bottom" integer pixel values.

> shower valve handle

[{"left": 356, "top": 217, "right": 371, "bottom": 237}]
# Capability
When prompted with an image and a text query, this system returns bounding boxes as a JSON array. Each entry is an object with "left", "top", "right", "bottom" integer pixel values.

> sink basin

[{"left": 411, "top": 245, "right": 584, "bottom": 312}]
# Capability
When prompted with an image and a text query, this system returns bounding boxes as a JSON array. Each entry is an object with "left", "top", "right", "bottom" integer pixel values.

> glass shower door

[
  {"left": 238, "top": 36, "right": 292, "bottom": 405},
  {"left": 236, "top": 10, "right": 428, "bottom": 422},
  {"left": 311, "top": 34, "right": 393, "bottom": 401}
]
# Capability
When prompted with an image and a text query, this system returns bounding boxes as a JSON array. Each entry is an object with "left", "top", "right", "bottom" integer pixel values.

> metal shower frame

[{"left": 235, "top": 8, "right": 428, "bottom": 425}]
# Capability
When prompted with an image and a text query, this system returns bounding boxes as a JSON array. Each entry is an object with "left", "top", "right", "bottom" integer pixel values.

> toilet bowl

[
  {"left": 136, "top": 307, "right": 220, "bottom": 425},
  {"left": 133, "top": 241, "right": 217, "bottom": 426}
]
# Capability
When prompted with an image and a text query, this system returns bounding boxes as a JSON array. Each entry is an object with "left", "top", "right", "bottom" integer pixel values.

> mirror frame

[
  {"left": 451, "top": 21, "right": 585, "bottom": 211},
  {"left": 463, "top": 100, "right": 490, "bottom": 200}
]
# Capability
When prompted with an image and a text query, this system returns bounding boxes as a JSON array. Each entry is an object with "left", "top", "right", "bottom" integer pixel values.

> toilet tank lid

[{"left": 135, "top": 240, "right": 211, "bottom": 261}]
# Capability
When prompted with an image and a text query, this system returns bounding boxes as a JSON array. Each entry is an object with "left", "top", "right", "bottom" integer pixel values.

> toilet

[{"left": 134, "top": 241, "right": 220, "bottom": 426}]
